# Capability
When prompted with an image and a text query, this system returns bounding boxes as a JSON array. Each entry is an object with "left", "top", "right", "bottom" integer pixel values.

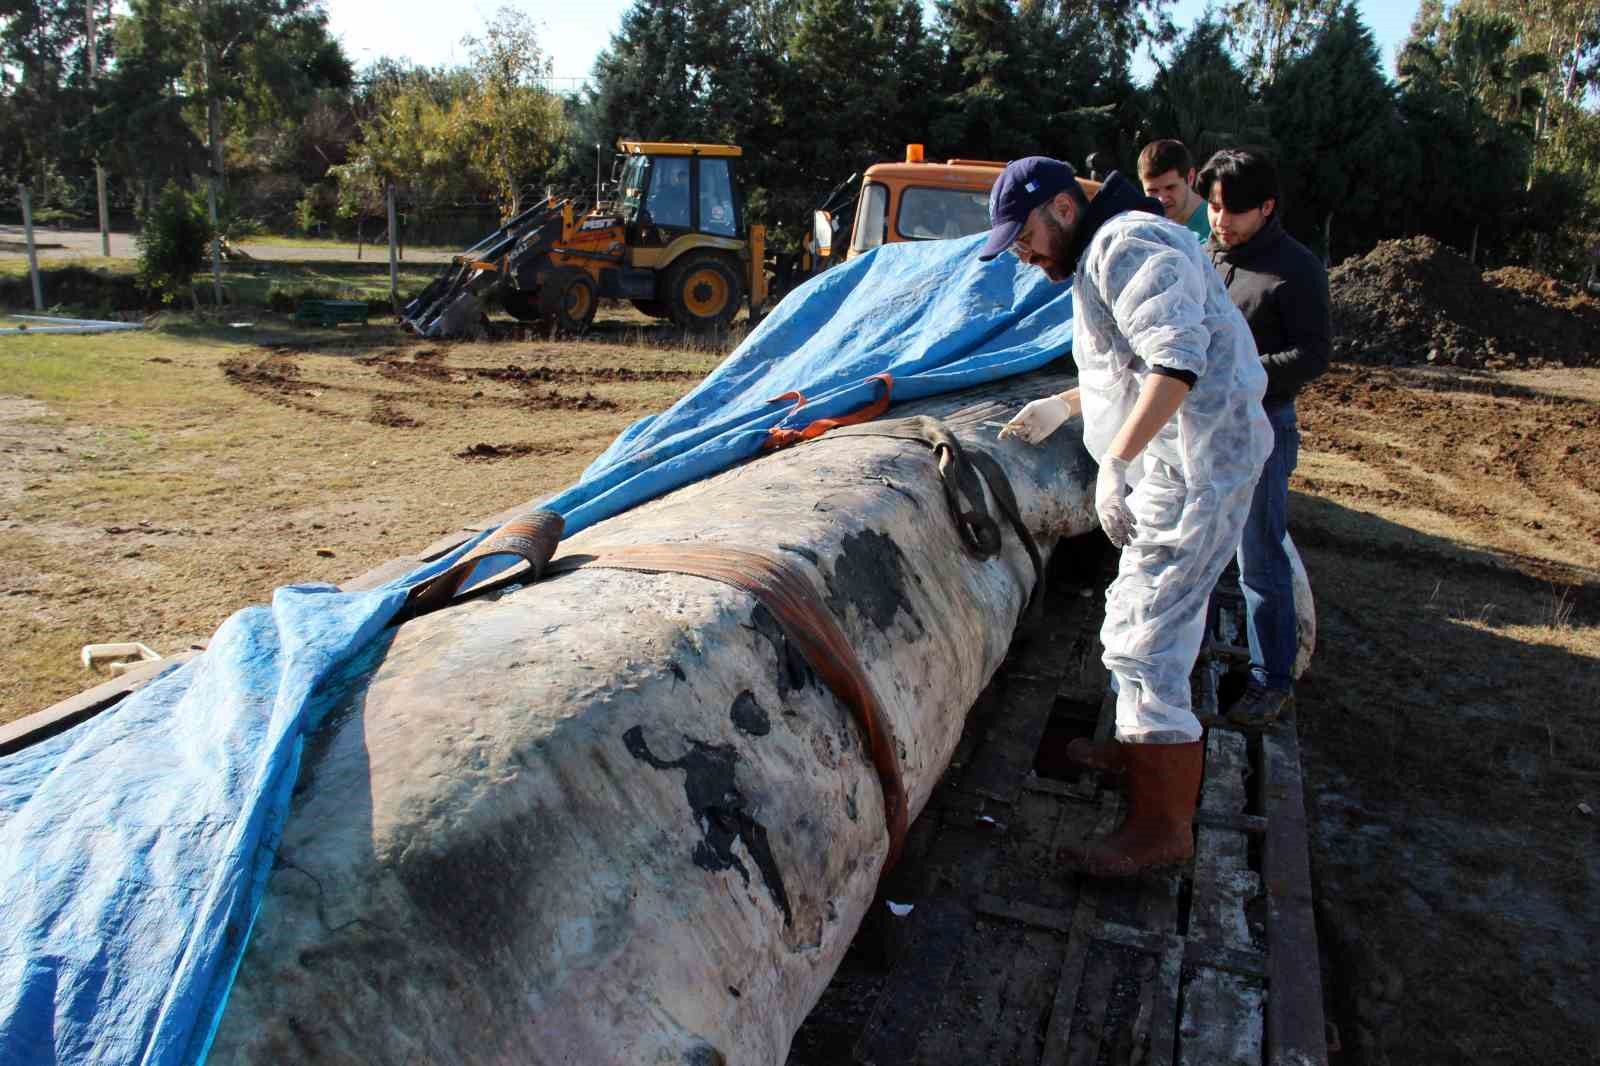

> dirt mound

[{"left": 1329, "top": 237, "right": 1600, "bottom": 369}]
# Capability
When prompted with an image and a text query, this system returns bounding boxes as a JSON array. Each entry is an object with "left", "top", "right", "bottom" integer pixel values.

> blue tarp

[{"left": 0, "top": 234, "right": 1075, "bottom": 1064}]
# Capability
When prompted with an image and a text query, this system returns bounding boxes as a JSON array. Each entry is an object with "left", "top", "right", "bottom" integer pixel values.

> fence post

[{"left": 387, "top": 181, "right": 399, "bottom": 312}]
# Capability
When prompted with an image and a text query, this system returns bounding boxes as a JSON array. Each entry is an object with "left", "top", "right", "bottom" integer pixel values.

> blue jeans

[{"left": 1237, "top": 400, "right": 1300, "bottom": 691}]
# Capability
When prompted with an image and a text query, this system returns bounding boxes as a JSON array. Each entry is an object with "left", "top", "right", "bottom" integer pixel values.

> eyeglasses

[{"left": 1010, "top": 223, "right": 1037, "bottom": 259}]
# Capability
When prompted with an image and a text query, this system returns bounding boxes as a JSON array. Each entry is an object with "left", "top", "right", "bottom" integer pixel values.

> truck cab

[{"left": 844, "top": 146, "right": 1003, "bottom": 260}]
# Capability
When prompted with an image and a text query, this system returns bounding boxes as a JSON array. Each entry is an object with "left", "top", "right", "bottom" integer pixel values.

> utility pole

[
  {"left": 19, "top": 185, "right": 44, "bottom": 311},
  {"left": 87, "top": 0, "right": 110, "bottom": 258},
  {"left": 201, "top": 15, "right": 223, "bottom": 309}
]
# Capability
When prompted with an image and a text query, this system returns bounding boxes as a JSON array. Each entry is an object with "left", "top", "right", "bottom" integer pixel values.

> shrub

[{"left": 137, "top": 183, "right": 214, "bottom": 305}]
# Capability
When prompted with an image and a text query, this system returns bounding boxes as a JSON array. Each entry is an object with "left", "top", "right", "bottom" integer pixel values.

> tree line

[{"left": 3, "top": 0, "right": 1597, "bottom": 275}]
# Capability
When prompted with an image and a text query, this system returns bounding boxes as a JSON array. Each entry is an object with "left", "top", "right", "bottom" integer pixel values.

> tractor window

[
  {"left": 850, "top": 182, "right": 889, "bottom": 254},
  {"left": 618, "top": 155, "right": 650, "bottom": 221},
  {"left": 895, "top": 187, "right": 993, "bottom": 241},
  {"left": 645, "top": 156, "right": 692, "bottom": 229},
  {"left": 698, "top": 158, "right": 737, "bottom": 237}
]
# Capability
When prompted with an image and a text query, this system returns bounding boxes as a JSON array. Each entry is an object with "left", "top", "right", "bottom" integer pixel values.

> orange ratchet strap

[{"left": 763, "top": 373, "right": 894, "bottom": 451}]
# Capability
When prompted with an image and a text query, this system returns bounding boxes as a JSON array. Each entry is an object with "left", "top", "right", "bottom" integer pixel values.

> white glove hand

[
  {"left": 1095, "top": 455, "right": 1135, "bottom": 547},
  {"left": 999, "top": 393, "right": 1078, "bottom": 445}
]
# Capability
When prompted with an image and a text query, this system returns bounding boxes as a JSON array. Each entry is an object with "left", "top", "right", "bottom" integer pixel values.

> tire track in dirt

[
  {"left": 1299, "top": 366, "right": 1600, "bottom": 577},
  {"left": 221, "top": 353, "right": 624, "bottom": 424}
]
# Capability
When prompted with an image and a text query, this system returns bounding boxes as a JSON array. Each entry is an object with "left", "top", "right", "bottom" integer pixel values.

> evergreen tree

[
  {"left": 933, "top": 0, "right": 1035, "bottom": 159},
  {"left": 1267, "top": 4, "right": 1407, "bottom": 262},
  {"left": 1223, "top": 0, "right": 1345, "bottom": 88},
  {"left": 1398, "top": 9, "right": 1541, "bottom": 261},
  {"left": 589, "top": 0, "right": 764, "bottom": 147},
  {"left": 1, "top": 0, "right": 111, "bottom": 208},
  {"left": 1143, "top": 16, "right": 1268, "bottom": 159}
]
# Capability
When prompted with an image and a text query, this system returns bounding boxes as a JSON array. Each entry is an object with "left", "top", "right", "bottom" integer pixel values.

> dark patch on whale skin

[
  {"left": 745, "top": 603, "right": 813, "bottom": 699},
  {"left": 730, "top": 690, "right": 771, "bottom": 736},
  {"left": 825, "top": 529, "right": 922, "bottom": 636},
  {"left": 622, "top": 725, "right": 792, "bottom": 926}
]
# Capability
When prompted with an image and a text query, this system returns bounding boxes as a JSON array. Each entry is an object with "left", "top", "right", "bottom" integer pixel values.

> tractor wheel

[
  {"left": 502, "top": 289, "right": 542, "bottom": 322},
  {"left": 538, "top": 268, "right": 598, "bottom": 334},
  {"left": 665, "top": 252, "right": 742, "bottom": 331},
  {"left": 630, "top": 298, "right": 672, "bottom": 319}
]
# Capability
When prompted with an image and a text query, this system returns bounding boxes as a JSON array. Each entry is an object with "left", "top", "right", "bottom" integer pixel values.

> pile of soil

[{"left": 1329, "top": 236, "right": 1600, "bottom": 369}]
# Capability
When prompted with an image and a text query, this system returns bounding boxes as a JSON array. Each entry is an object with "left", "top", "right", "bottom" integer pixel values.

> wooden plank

[
  {"left": 1195, "top": 810, "right": 1268, "bottom": 835},
  {"left": 0, "top": 652, "right": 198, "bottom": 756},
  {"left": 1190, "top": 732, "right": 1260, "bottom": 951},
  {"left": 1037, "top": 901, "right": 1098, "bottom": 1066},
  {"left": 960, "top": 674, "right": 1059, "bottom": 806},
  {"left": 1062, "top": 941, "right": 1120, "bottom": 1066},
  {"left": 983, "top": 928, "right": 1066, "bottom": 1066},
  {"left": 1262, "top": 725, "right": 1330, "bottom": 1066},
  {"left": 1038, "top": 799, "right": 1120, "bottom": 1066},
  {"left": 985, "top": 783, "right": 1078, "bottom": 912},
  {"left": 1133, "top": 870, "right": 1182, "bottom": 1066},
  {"left": 1176, "top": 970, "right": 1265, "bottom": 1066},
  {"left": 1181, "top": 728, "right": 1265, "bottom": 1065},
  {"left": 976, "top": 894, "right": 1267, "bottom": 981}
]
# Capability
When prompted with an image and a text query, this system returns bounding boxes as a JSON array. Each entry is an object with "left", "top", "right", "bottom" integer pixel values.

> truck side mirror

[{"left": 813, "top": 210, "right": 834, "bottom": 258}]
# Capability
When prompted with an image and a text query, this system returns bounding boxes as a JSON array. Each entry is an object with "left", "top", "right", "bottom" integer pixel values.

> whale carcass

[{"left": 205, "top": 368, "right": 1307, "bottom": 1064}]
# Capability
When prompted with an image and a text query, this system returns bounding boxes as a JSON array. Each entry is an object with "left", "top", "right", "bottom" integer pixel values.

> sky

[{"left": 321, "top": 0, "right": 1423, "bottom": 89}]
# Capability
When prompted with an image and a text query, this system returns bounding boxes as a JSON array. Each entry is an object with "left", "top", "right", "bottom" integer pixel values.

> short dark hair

[
  {"left": 1137, "top": 140, "right": 1194, "bottom": 180},
  {"left": 1197, "top": 148, "right": 1280, "bottom": 213}
]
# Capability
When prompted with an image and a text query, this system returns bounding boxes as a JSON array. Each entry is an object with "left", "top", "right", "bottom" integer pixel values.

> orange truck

[{"left": 807, "top": 145, "right": 1003, "bottom": 266}]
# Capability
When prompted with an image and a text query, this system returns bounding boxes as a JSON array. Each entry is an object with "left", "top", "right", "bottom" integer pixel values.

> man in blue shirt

[{"left": 1139, "top": 139, "right": 1210, "bottom": 243}]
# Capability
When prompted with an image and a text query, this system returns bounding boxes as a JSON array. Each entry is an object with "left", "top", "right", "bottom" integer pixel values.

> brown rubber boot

[
  {"left": 1061, "top": 740, "right": 1203, "bottom": 878},
  {"left": 1064, "top": 737, "right": 1126, "bottom": 777}
]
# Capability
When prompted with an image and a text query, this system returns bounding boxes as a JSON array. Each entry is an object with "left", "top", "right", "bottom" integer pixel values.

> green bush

[{"left": 136, "top": 183, "right": 214, "bottom": 304}]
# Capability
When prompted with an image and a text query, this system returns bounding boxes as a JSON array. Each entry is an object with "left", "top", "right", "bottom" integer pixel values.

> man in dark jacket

[{"left": 1198, "top": 147, "right": 1330, "bottom": 728}]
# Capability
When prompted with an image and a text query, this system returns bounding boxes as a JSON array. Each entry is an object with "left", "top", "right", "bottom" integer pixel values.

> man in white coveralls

[{"left": 987, "top": 157, "right": 1272, "bottom": 877}]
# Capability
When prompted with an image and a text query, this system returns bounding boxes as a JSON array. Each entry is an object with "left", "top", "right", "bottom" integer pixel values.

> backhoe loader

[{"left": 402, "top": 141, "right": 770, "bottom": 337}]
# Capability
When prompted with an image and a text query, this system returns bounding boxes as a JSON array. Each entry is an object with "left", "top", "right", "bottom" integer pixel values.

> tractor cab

[{"left": 613, "top": 142, "right": 746, "bottom": 245}]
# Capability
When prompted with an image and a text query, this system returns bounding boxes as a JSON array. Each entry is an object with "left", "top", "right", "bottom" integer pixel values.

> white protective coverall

[{"left": 1073, "top": 212, "right": 1273, "bottom": 743}]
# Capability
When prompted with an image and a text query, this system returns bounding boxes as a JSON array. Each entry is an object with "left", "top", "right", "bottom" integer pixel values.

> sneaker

[{"left": 1225, "top": 685, "right": 1292, "bottom": 729}]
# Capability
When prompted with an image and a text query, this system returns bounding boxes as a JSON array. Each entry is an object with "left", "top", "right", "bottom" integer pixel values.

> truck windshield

[
  {"left": 850, "top": 182, "right": 889, "bottom": 254},
  {"left": 617, "top": 155, "right": 650, "bottom": 222},
  {"left": 896, "top": 187, "right": 992, "bottom": 241}
]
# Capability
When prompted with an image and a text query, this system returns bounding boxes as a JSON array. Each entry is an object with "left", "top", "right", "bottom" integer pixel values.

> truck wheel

[
  {"left": 539, "top": 268, "right": 598, "bottom": 333},
  {"left": 630, "top": 299, "right": 671, "bottom": 319},
  {"left": 503, "top": 289, "right": 542, "bottom": 322},
  {"left": 666, "top": 253, "right": 742, "bottom": 330}
]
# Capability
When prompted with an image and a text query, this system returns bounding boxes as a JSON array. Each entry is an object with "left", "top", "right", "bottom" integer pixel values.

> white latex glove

[
  {"left": 999, "top": 393, "right": 1079, "bottom": 445},
  {"left": 1095, "top": 455, "right": 1135, "bottom": 547}
]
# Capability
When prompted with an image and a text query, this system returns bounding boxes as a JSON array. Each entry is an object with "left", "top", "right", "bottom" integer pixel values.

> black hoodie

[
  {"left": 1207, "top": 214, "right": 1330, "bottom": 404},
  {"left": 1062, "top": 170, "right": 1165, "bottom": 277}
]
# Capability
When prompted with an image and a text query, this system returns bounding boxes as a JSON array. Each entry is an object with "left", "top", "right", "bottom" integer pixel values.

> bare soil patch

[{"left": 1291, "top": 364, "right": 1600, "bottom": 1064}]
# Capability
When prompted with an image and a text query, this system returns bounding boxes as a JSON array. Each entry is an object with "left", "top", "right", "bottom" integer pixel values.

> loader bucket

[{"left": 400, "top": 198, "right": 567, "bottom": 337}]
